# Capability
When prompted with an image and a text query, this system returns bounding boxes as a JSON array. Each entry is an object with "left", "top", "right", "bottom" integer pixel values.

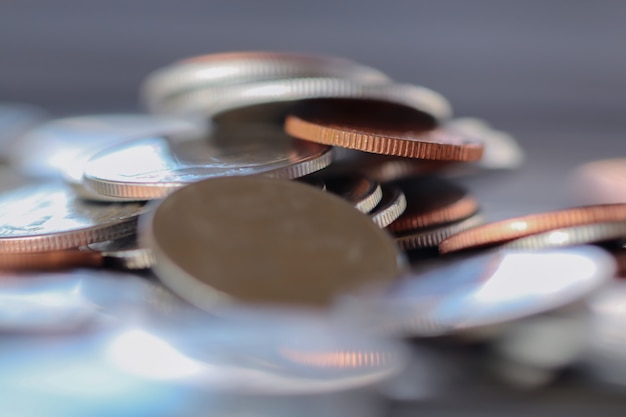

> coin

[
  {"left": 363, "top": 246, "right": 615, "bottom": 337},
  {"left": 388, "top": 176, "right": 479, "bottom": 233},
  {"left": 83, "top": 125, "right": 332, "bottom": 200},
  {"left": 500, "top": 221, "right": 626, "bottom": 250},
  {"left": 395, "top": 214, "right": 484, "bottom": 251},
  {"left": 439, "top": 204, "right": 626, "bottom": 254},
  {"left": 141, "top": 177, "right": 403, "bottom": 310},
  {"left": 570, "top": 158, "right": 626, "bottom": 204},
  {"left": 369, "top": 184, "right": 407, "bottom": 228},
  {"left": 323, "top": 174, "right": 382, "bottom": 213},
  {"left": 158, "top": 78, "right": 451, "bottom": 123},
  {"left": 142, "top": 51, "right": 391, "bottom": 111},
  {"left": 0, "top": 182, "right": 146, "bottom": 253},
  {"left": 8, "top": 113, "right": 207, "bottom": 182},
  {"left": 285, "top": 100, "right": 483, "bottom": 161}
]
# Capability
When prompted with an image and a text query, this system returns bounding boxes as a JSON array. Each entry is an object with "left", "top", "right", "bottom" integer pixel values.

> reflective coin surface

[
  {"left": 7, "top": 113, "right": 207, "bottom": 182},
  {"left": 323, "top": 174, "right": 382, "bottom": 213},
  {"left": 369, "top": 184, "right": 407, "bottom": 228},
  {"left": 84, "top": 125, "right": 332, "bottom": 200},
  {"left": 0, "top": 182, "right": 146, "bottom": 253},
  {"left": 143, "top": 51, "right": 391, "bottom": 111},
  {"left": 365, "top": 246, "right": 615, "bottom": 336},
  {"left": 570, "top": 158, "right": 626, "bottom": 204},
  {"left": 142, "top": 177, "right": 402, "bottom": 310},
  {"left": 388, "top": 176, "right": 479, "bottom": 233},
  {"left": 285, "top": 100, "right": 483, "bottom": 161}
]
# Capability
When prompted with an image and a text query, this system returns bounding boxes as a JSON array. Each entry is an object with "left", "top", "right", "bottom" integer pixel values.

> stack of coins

[{"left": 2, "top": 52, "right": 626, "bottom": 412}]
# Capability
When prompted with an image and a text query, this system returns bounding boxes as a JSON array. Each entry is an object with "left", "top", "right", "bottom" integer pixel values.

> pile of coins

[{"left": 2, "top": 51, "right": 626, "bottom": 414}]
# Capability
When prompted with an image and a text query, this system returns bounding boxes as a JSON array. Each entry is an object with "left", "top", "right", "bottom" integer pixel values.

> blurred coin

[
  {"left": 7, "top": 113, "right": 207, "bottom": 186},
  {"left": 285, "top": 100, "right": 482, "bottom": 161},
  {"left": 141, "top": 177, "right": 402, "bottom": 311},
  {"left": 360, "top": 246, "right": 614, "bottom": 337},
  {"left": 439, "top": 204, "right": 626, "bottom": 254},
  {"left": 84, "top": 125, "right": 332, "bottom": 200},
  {"left": 570, "top": 158, "right": 626, "bottom": 204},
  {"left": 369, "top": 184, "right": 407, "bottom": 228},
  {"left": 323, "top": 174, "right": 382, "bottom": 213},
  {"left": 388, "top": 176, "right": 479, "bottom": 233},
  {"left": 0, "top": 102, "right": 47, "bottom": 159},
  {"left": 501, "top": 221, "right": 626, "bottom": 250},
  {"left": 143, "top": 51, "right": 391, "bottom": 111},
  {"left": 0, "top": 235, "right": 154, "bottom": 271},
  {"left": 395, "top": 214, "right": 484, "bottom": 251},
  {"left": 0, "top": 183, "right": 145, "bottom": 253},
  {"left": 160, "top": 78, "right": 451, "bottom": 123},
  {"left": 0, "top": 269, "right": 185, "bottom": 332}
]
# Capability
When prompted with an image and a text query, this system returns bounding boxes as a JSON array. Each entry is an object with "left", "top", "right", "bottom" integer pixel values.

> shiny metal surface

[
  {"left": 83, "top": 125, "right": 332, "bottom": 200},
  {"left": 369, "top": 185, "right": 407, "bottom": 228},
  {"left": 365, "top": 246, "right": 615, "bottom": 336},
  {"left": 0, "top": 182, "right": 146, "bottom": 253}
]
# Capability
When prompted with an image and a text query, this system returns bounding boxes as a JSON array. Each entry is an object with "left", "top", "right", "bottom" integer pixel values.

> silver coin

[
  {"left": 0, "top": 102, "right": 47, "bottom": 159},
  {"left": 155, "top": 78, "right": 452, "bottom": 123},
  {"left": 142, "top": 51, "right": 391, "bottom": 112},
  {"left": 360, "top": 246, "right": 615, "bottom": 337},
  {"left": 369, "top": 185, "right": 407, "bottom": 228},
  {"left": 0, "top": 269, "right": 185, "bottom": 332},
  {"left": 0, "top": 182, "right": 146, "bottom": 253},
  {"left": 87, "top": 235, "right": 155, "bottom": 270},
  {"left": 7, "top": 113, "right": 208, "bottom": 189},
  {"left": 394, "top": 214, "right": 484, "bottom": 250},
  {"left": 83, "top": 125, "right": 333, "bottom": 200}
]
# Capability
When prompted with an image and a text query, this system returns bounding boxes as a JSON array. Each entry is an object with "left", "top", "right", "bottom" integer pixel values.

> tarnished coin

[
  {"left": 395, "top": 214, "right": 484, "bottom": 251},
  {"left": 388, "top": 176, "right": 479, "bottom": 233},
  {"left": 285, "top": 100, "right": 482, "bottom": 161},
  {"left": 7, "top": 113, "right": 207, "bottom": 192},
  {"left": 570, "top": 158, "right": 626, "bottom": 204},
  {"left": 0, "top": 269, "right": 185, "bottom": 332},
  {"left": 0, "top": 103, "right": 47, "bottom": 159},
  {"left": 142, "top": 51, "right": 391, "bottom": 111},
  {"left": 84, "top": 125, "right": 332, "bottom": 200},
  {"left": 362, "top": 246, "right": 615, "bottom": 337},
  {"left": 323, "top": 174, "right": 382, "bottom": 213},
  {"left": 439, "top": 204, "right": 626, "bottom": 254},
  {"left": 369, "top": 185, "right": 407, "bottom": 228},
  {"left": 159, "top": 78, "right": 451, "bottom": 123},
  {"left": 0, "top": 182, "right": 146, "bottom": 253},
  {"left": 501, "top": 221, "right": 626, "bottom": 250},
  {"left": 141, "top": 177, "right": 402, "bottom": 311}
]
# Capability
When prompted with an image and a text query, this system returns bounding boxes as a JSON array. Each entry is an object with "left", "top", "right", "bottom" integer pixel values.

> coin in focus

[
  {"left": 322, "top": 173, "right": 382, "bottom": 213},
  {"left": 369, "top": 184, "right": 407, "bottom": 228},
  {"left": 141, "top": 177, "right": 403, "bottom": 311}
]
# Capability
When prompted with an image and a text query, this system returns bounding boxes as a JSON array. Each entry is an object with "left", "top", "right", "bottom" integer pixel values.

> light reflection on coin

[
  {"left": 84, "top": 125, "right": 332, "bottom": 200},
  {"left": 142, "top": 177, "right": 402, "bottom": 311},
  {"left": 361, "top": 246, "right": 614, "bottom": 337},
  {"left": 7, "top": 113, "right": 207, "bottom": 183},
  {"left": 0, "top": 182, "right": 146, "bottom": 253}
]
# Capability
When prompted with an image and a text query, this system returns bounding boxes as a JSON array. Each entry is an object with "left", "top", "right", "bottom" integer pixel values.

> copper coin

[
  {"left": 369, "top": 184, "right": 407, "bottom": 228},
  {"left": 323, "top": 174, "right": 382, "bottom": 213},
  {"left": 141, "top": 177, "right": 402, "bottom": 311},
  {"left": 570, "top": 158, "right": 626, "bottom": 204},
  {"left": 439, "top": 204, "right": 626, "bottom": 254},
  {"left": 395, "top": 213, "right": 484, "bottom": 251},
  {"left": 285, "top": 100, "right": 483, "bottom": 161},
  {"left": 388, "top": 176, "right": 479, "bottom": 233}
]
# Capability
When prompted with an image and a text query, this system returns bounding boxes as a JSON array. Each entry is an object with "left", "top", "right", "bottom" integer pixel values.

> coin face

[
  {"left": 367, "top": 246, "right": 615, "bottom": 336},
  {"left": 369, "top": 184, "right": 407, "bottom": 228},
  {"left": 84, "top": 125, "right": 332, "bottom": 200},
  {"left": 323, "top": 174, "right": 382, "bottom": 213},
  {"left": 142, "top": 51, "right": 391, "bottom": 111},
  {"left": 285, "top": 100, "right": 483, "bottom": 161},
  {"left": 7, "top": 113, "right": 208, "bottom": 181},
  {"left": 439, "top": 204, "right": 626, "bottom": 254},
  {"left": 570, "top": 158, "right": 626, "bottom": 204},
  {"left": 0, "top": 183, "right": 146, "bottom": 253},
  {"left": 142, "top": 177, "right": 402, "bottom": 310},
  {"left": 388, "top": 176, "right": 479, "bottom": 232}
]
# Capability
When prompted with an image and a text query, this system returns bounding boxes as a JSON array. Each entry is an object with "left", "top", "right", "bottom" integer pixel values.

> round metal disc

[
  {"left": 84, "top": 125, "right": 333, "bottom": 200},
  {"left": 367, "top": 246, "right": 615, "bottom": 337},
  {"left": 142, "top": 51, "right": 391, "bottom": 111},
  {"left": 323, "top": 174, "right": 382, "bottom": 213},
  {"left": 7, "top": 113, "right": 207, "bottom": 186},
  {"left": 369, "top": 185, "right": 407, "bottom": 228},
  {"left": 0, "top": 182, "right": 146, "bottom": 253},
  {"left": 141, "top": 177, "right": 402, "bottom": 310},
  {"left": 394, "top": 214, "right": 485, "bottom": 250}
]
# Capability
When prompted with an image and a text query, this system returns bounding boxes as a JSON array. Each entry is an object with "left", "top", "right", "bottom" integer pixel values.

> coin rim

[{"left": 395, "top": 214, "right": 484, "bottom": 250}]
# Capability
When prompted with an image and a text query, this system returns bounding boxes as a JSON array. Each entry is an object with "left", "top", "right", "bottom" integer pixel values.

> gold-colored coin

[{"left": 142, "top": 177, "right": 402, "bottom": 311}]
